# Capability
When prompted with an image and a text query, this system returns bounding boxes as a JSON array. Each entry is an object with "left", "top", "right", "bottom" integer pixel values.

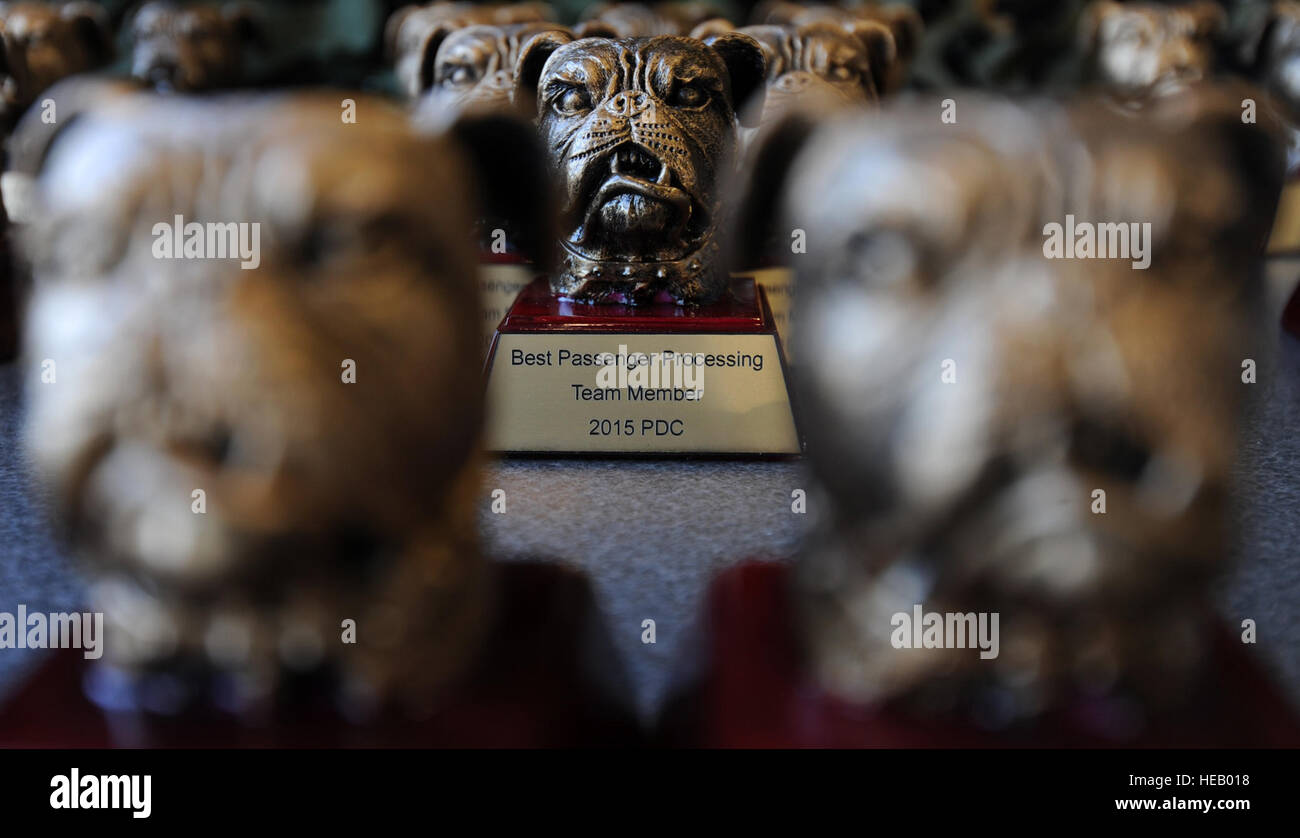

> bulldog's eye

[
  {"left": 443, "top": 65, "right": 477, "bottom": 87},
  {"left": 829, "top": 64, "right": 858, "bottom": 83},
  {"left": 671, "top": 83, "right": 709, "bottom": 108},
  {"left": 553, "top": 85, "right": 591, "bottom": 115}
]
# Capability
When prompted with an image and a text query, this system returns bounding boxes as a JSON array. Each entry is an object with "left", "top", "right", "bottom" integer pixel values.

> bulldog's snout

[
  {"left": 144, "top": 59, "right": 178, "bottom": 88},
  {"left": 607, "top": 89, "right": 652, "bottom": 118},
  {"left": 135, "top": 47, "right": 182, "bottom": 88}
]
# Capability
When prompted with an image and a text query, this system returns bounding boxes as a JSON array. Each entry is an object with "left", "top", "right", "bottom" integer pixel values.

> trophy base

[
  {"left": 662, "top": 562, "right": 1300, "bottom": 748},
  {"left": 484, "top": 276, "right": 801, "bottom": 456},
  {"left": 0, "top": 564, "right": 636, "bottom": 748}
]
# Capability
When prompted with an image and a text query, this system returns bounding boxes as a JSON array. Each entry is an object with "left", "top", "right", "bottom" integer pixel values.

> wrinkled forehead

[
  {"left": 542, "top": 36, "right": 725, "bottom": 88},
  {"left": 796, "top": 24, "right": 869, "bottom": 65},
  {"left": 742, "top": 24, "right": 864, "bottom": 71},
  {"left": 441, "top": 25, "right": 510, "bottom": 60},
  {"left": 1103, "top": 8, "right": 1201, "bottom": 39}
]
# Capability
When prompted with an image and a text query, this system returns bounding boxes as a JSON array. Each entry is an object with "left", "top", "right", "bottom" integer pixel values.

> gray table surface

[{"left": 3, "top": 277, "right": 1299, "bottom": 727}]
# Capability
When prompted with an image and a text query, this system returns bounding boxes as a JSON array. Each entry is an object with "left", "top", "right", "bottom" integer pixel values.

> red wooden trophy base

[
  {"left": 0, "top": 564, "right": 636, "bottom": 748},
  {"left": 664, "top": 563, "right": 1300, "bottom": 748},
  {"left": 490, "top": 275, "right": 772, "bottom": 335}
]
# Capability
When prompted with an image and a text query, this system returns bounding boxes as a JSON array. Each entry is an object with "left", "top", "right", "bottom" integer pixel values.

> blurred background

[{"left": 0, "top": 0, "right": 1296, "bottom": 741}]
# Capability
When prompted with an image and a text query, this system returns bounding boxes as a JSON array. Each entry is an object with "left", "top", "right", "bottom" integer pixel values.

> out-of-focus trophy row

[{"left": 0, "top": 0, "right": 1296, "bottom": 747}]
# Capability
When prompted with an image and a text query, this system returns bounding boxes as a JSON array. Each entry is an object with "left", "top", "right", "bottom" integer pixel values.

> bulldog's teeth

[{"left": 656, "top": 162, "right": 670, "bottom": 185}]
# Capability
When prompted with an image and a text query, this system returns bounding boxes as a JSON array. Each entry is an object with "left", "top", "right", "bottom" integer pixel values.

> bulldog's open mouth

[{"left": 580, "top": 145, "right": 692, "bottom": 243}]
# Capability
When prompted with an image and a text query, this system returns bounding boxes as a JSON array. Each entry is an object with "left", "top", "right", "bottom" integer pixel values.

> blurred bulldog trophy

[
  {"left": 0, "top": 90, "right": 632, "bottom": 747},
  {"left": 686, "top": 14, "right": 899, "bottom": 353},
  {"left": 1081, "top": 0, "right": 1225, "bottom": 106},
  {"left": 127, "top": 1, "right": 266, "bottom": 92},
  {"left": 481, "top": 33, "right": 801, "bottom": 455},
  {"left": 668, "top": 93, "right": 1300, "bottom": 747}
]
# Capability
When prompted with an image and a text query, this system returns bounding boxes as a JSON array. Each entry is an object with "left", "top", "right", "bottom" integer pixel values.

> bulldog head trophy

[
  {"left": 734, "top": 92, "right": 1281, "bottom": 730},
  {"left": 517, "top": 33, "right": 765, "bottom": 304},
  {"left": 13, "top": 90, "right": 552, "bottom": 720}
]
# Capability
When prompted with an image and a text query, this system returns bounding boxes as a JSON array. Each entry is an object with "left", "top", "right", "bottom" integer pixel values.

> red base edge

[
  {"left": 663, "top": 562, "right": 1300, "bottom": 748},
  {"left": 0, "top": 563, "right": 636, "bottom": 748}
]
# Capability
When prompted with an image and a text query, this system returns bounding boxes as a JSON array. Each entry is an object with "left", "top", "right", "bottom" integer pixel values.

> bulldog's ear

[
  {"left": 726, "top": 111, "right": 817, "bottom": 270},
  {"left": 847, "top": 20, "right": 895, "bottom": 100},
  {"left": 1186, "top": 0, "right": 1226, "bottom": 39},
  {"left": 384, "top": 4, "right": 419, "bottom": 63},
  {"left": 1159, "top": 86, "right": 1286, "bottom": 255},
  {"left": 414, "top": 22, "right": 455, "bottom": 96},
  {"left": 448, "top": 111, "right": 559, "bottom": 272},
  {"left": 704, "top": 31, "right": 766, "bottom": 127},
  {"left": 689, "top": 18, "right": 735, "bottom": 40},
  {"left": 6, "top": 78, "right": 141, "bottom": 226},
  {"left": 7, "top": 77, "right": 136, "bottom": 179},
  {"left": 61, "top": 1, "right": 113, "bottom": 65},
  {"left": 514, "top": 28, "right": 573, "bottom": 120},
  {"left": 879, "top": 7, "right": 923, "bottom": 66}
]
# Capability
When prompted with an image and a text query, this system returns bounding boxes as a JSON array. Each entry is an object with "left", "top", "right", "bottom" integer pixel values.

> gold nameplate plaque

[{"left": 484, "top": 277, "right": 801, "bottom": 455}]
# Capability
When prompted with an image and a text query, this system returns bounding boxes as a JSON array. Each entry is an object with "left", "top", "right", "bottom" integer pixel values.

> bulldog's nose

[
  {"left": 773, "top": 72, "right": 819, "bottom": 93},
  {"left": 608, "top": 90, "right": 651, "bottom": 117}
]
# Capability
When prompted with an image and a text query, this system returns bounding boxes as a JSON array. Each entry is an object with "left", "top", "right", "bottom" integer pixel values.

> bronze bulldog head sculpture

[
  {"left": 386, "top": 1, "right": 555, "bottom": 99},
  {"left": 0, "top": 1, "right": 111, "bottom": 128},
  {"left": 744, "top": 2, "right": 921, "bottom": 95},
  {"left": 411, "top": 21, "right": 575, "bottom": 116},
  {"left": 694, "top": 21, "right": 895, "bottom": 127},
  {"left": 518, "top": 33, "right": 765, "bottom": 303},
  {"left": 128, "top": 0, "right": 265, "bottom": 92},
  {"left": 736, "top": 94, "right": 1281, "bottom": 732},
  {"left": 1082, "top": 0, "right": 1225, "bottom": 104},
  {"left": 14, "top": 90, "right": 552, "bottom": 719}
]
